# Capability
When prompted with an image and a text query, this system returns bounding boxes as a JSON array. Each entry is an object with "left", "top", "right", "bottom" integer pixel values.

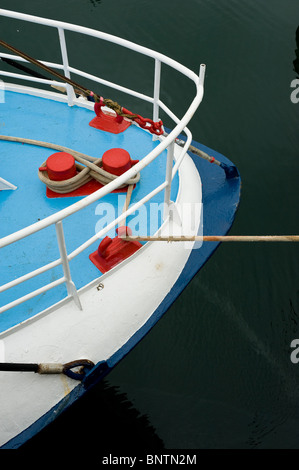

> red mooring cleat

[
  {"left": 89, "top": 226, "right": 142, "bottom": 273},
  {"left": 89, "top": 101, "right": 131, "bottom": 134}
]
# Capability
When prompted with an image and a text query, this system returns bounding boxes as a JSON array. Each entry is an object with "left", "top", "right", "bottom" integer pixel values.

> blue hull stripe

[{"left": 2, "top": 138, "right": 241, "bottom": 449}]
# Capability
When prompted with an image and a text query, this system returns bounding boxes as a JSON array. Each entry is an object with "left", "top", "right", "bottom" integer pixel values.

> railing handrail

[
  {"left": 0, "top": 10, "right": 205, "bottom": 248},
  {"left": 0, "top": 9, "right": 199, "bottom": 84},
  {"left": 0, "top": 9, "right": 205, "bottom": 316}
]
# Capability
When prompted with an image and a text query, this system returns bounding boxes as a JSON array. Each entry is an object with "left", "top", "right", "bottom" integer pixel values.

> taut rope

[
  {"left": 0, "top": 39, "right": 123, "bottom": 111},
  {"left": 0, "top": 359, "right": 95, "bottom": 380},
  {"left": 0, "top": 39, "right": 164, "bottom": 133},
  {"left": 122, "top": 235, "right": 299, "bottom": 242}
]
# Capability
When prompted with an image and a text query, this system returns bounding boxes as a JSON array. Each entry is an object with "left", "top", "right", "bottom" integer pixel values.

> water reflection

[
  {"left": 294, "top": 26, "right": 299, "bottom": 76},
  {"left": 89, "top": 0, "right": 102, "bottom": 7},
  {"left": 20, "top": 380, "right": 164, "bottom": 451}
]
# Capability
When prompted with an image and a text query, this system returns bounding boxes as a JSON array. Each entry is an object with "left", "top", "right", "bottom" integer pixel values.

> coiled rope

[{"left": 0, "top": 135, "right": 140, "bottom": 193}]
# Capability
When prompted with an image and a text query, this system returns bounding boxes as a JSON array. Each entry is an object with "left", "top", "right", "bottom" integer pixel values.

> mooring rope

[
  {"left": 161, "top": 132, "right": 239, "bottom": 179},
  {"left": 0, "top": 135, "right": 140, "bottom": 193},
  {"left": 122, "top": 235, "right": 299, "bottom": 242},
  {"left": 0, "top": 39, "right": 164, "bottom": 134},
  {"left": 0, "top": 39, "right": 121, "bottom": 110},
  {"left": 0, "top": 359, "right": 95, "bottom": 380}
]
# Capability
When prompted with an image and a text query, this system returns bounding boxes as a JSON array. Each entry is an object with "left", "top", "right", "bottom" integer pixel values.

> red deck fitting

[
  {"left": 39, "top": 152, "right": 77, "bottom": 181},
  {"left": 102, "top": 148, "right": 139, "bottom": 176},
  {"left": 89, "top": 102, "right": 131, "bottom": 134},
  {"left": 45, "top": 149, "right": 138, "bottom": 198},
  {"left": 89, "top": 226, "right": 142, "bottom": 273}
]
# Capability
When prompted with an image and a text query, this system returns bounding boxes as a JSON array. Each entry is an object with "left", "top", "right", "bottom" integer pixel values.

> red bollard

[{"left": 39, "top": 152, "right": 77, "bottom": 181}]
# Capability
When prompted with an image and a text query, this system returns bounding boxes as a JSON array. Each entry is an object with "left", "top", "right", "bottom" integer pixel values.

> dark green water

[{"left": 1, "top": 0, "right": 299, "bottom": 450}]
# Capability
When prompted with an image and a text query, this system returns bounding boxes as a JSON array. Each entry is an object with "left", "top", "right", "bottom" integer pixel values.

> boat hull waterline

[{"left": 0, "top": 9, "right": 241, "bottom": 448}]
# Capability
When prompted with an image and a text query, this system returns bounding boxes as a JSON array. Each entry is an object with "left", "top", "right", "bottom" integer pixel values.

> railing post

[
  {"left": 57, "top": 27, "right": 76, "bottom": 106},
  {"left": 153, "top": 58, "right": 161, "bottom": 141},
  {"left": 55, "top": 221, "right": 82, "bottom": 310},
  {"left": 163, "top": 140, "right": 175, "bottom": 220},
  {"left": 198, "top": 63, "right": 206, "bottom": 87}
]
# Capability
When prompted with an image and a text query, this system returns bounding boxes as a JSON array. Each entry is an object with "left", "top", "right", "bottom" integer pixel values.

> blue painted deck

[
  {"left": 1, "top": 133, "right": 241, "bottom": 450},
  {"left": 0, "top": 91, "right": 179, "bottom": 333}
]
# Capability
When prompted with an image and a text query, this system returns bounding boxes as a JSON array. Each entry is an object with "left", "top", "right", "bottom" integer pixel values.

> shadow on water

[{"left": 20, "top": 379, "right": 165, "bottom": 451}]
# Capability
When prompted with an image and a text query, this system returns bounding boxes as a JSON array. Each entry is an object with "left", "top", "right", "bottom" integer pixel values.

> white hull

[{"left": 0, "top": 147, "right": 202, "bottom": 446}]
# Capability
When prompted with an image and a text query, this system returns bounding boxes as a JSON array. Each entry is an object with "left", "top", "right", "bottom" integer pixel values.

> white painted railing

[{"left": 0, "top": 9, "right": 205, "bottom": 315}]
